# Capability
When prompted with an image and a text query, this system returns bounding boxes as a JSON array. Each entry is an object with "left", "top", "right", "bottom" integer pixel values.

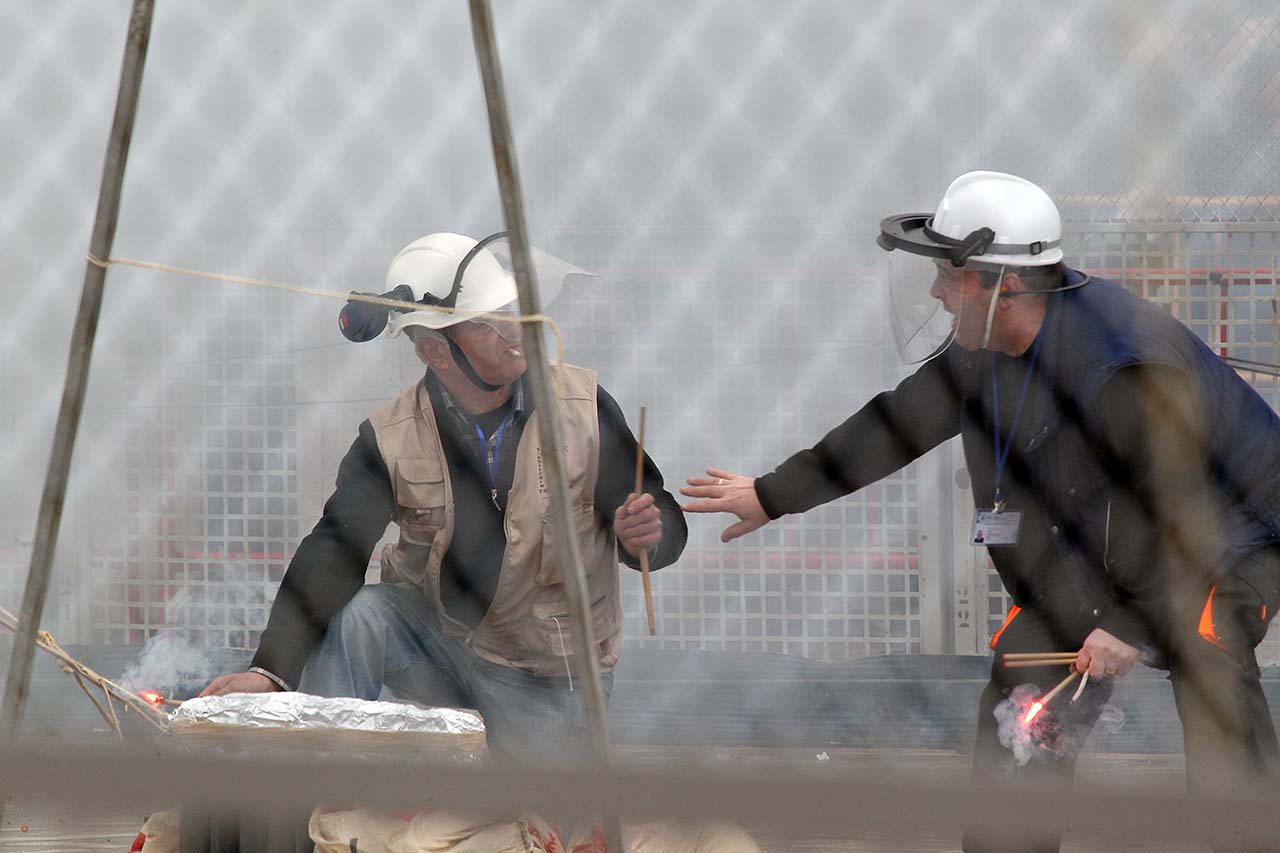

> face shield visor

[
  {"left": 876, "top": 214, "right": 996, "bottom": 364},
  {"left": 451, "top": 234, "right": 605, "bottom": 348},
  {"left": 465, "top": 235, "right": 605, "bottom": 318},
  {"left": 878, "top": 251, "right": 963, "bottom": 364}
]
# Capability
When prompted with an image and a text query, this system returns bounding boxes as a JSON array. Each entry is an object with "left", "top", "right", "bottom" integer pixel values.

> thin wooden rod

[
  {"left": 466, "top": 3, "right": 621, "bottom": 851},
  {"left": 1, "top": 0, "right": 157, "bottom": 748}
]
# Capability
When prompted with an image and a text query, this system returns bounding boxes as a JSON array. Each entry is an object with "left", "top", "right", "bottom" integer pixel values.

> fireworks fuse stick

[
  {"left": 1070, "top": 671, "right": 1090, "bottom": 703},
  {"left": 1040, "top": 670, "right": 1081, "bottom": 706},
  {"left": 634, "top": 407, "right": 656, "bottom": 635}
]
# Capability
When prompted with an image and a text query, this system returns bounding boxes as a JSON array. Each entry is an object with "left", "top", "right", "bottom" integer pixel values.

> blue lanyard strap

[
  {"left": 473, "top": 415, "right": 510, "bottom": 493},
  {"left": 990, "top": 327, "right": 1046, "bottom": 509}
]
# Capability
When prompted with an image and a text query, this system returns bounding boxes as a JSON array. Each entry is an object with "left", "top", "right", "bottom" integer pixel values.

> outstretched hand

[{"left": 680, "top": 467, "right": 769, "bottom": 543}]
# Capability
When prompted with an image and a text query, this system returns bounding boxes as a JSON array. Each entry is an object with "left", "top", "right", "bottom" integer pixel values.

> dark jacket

[
  {"left": 251, "top": 375, "right": 687, "bottom": 687},
  {"left": 756, "top": 272, "right": 1280, "bottom": 650}
]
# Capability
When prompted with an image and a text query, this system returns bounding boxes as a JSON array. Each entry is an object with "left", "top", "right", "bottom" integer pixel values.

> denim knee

[{"left": 331, "top": 584, "right": 401, "bottom": 634}]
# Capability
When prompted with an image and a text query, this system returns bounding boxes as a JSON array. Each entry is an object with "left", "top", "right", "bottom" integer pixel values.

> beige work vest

[{"left": 370, "top": 364, "right": 623, "bottom": 677}]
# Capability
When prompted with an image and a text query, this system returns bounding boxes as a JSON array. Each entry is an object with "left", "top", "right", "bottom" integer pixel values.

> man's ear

[
  {"left": 996, "top": 271, "right": 1025, "bottom": 309},
  {"left": 414, "top": 334, "right": 452, "bottom": 369},
  {"left": 1001, "top": 270, "right": 1027, "bottom": 295}
]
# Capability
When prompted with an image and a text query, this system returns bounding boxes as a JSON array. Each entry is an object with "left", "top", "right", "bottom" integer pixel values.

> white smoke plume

[
  {"left": 119, "top": 629, "right": 220, "bottom": 696},
  {"left": 116, "top": 578, "right": 234, "bottom": 696}
]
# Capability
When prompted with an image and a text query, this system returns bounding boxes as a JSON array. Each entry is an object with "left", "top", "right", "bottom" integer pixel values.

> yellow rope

[{"left": 87, "top": 254, "right": 568, "bottom": 372}]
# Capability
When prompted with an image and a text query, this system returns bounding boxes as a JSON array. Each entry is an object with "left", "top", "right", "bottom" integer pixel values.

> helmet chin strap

[
  {"left": 980, "top": 264, "right": 1006, "bottom": 351},
  {"left": 444, "top": 330, "right": 507, "bottom": 393}
]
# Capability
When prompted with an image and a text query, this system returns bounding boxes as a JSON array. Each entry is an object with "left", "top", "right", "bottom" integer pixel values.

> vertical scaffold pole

[{"left": 467, "top": 3, "right": 625, "bottom": 851}]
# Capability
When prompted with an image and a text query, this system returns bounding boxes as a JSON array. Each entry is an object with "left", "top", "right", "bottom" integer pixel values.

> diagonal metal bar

[
  {"left": 1, "top": 0, "right": 157, "bottom": 746},
  {"left": 467, "top": 3, "right": 624, "bottom": 851}
]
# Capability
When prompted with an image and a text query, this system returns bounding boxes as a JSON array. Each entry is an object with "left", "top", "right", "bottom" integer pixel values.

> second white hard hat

[{"left": 878, "top": 170, "right": 1063, "bottom": 268}]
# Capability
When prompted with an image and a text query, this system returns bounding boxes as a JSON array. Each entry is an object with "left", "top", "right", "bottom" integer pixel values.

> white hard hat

[
  {"left": 875, "top": 171, "right": 1068, "bottom": 364},
  {"left": 384, "top": 232, "right": 517, "bottom": 337},
  {"left": 878, "top": 170, "right": 1063, "bottom": 268}
]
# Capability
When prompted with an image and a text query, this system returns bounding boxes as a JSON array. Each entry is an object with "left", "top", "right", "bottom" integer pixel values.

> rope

[{"left": 86, "top": 254, "right": 569, "bottom": 372}]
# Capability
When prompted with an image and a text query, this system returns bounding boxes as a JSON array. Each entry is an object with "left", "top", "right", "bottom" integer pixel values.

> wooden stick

[
  {"left": 0, "top": 605, "right": 166, "bottom": 729},
  {"left": 1004, "top": 660, "right": 1076, "bottom": 669},
  {"left": 1039, "top": 670, "right": 1082, "bottom": 706},
  {"left": 1070, "top": 671, "right": 1090, "bottom": 703},
  {"left": 71, "top": 672, "right": 122, "bottom": 739},
  {"left": 1, "top": 0, "right": 158, "bottom": 758},
  {"left": 633, "top": 406, "right": 656, "bottom": 636},
  {"left": 468, "top": 5, "right": 623, "bottom": 851},
  {"left": 100, "top": 684, "right": 123, "bottom": 738},
  {"left": 1003, "top": 652, "right": 1079, "bottom": 660}
]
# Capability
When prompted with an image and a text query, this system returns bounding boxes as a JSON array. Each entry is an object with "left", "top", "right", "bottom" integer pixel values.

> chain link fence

[{"left": 2, "top": 0, "right": 1279, "bottom": 664}]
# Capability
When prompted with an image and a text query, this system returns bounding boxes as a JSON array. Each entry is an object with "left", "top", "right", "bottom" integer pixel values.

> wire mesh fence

[{"left": 3, "top": 0, "right": 1280, "bottom": 664}]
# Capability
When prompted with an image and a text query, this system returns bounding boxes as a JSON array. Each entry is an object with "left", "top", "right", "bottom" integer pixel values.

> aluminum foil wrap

[
  {"left": 171, "top": 693, "right": 485, "bottom": 735},
  {"left": 168, "top": 693, "right": 487, "bottom": 760}
]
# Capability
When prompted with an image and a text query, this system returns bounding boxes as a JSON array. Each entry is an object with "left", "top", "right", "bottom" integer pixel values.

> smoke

[
  {"left": 119, "top": 629, "right": 220, "bottom": 696},
  {"left": 995, "top": 682, "right": 1126, "bottom": 767},
  {"left": 118, "top": 583, "right": 219, "bottom": 695}
]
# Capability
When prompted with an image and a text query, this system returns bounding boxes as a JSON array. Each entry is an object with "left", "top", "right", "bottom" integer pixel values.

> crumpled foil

[{"left": 170, "top": 692, "right": 486, "bottom": 735}]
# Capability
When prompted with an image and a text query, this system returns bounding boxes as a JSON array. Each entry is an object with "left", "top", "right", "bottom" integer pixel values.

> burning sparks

[
  {"left": 1023, "top": 701, "right": 1044, "bottom": 724},
  {"left": 140, "top": 690, "right": 165, "bottom": 708}
]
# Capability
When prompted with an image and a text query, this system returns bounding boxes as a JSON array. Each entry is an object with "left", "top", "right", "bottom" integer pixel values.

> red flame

[
  {"left": 1024, "top": 701, "right": 1044, "bottom": 723},
  {"left": 140, "top": 690, "right": 164, "bottom": 708}
]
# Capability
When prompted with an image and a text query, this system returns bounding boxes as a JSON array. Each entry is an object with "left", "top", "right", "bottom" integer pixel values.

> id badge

[{"left": 972, "top": 509, "right": 1022, "bottom": 547}]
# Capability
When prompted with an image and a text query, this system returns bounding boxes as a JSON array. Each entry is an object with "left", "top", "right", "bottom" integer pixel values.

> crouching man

[{"left": 201, "top": 232, "right": 686, "bottom": 763}]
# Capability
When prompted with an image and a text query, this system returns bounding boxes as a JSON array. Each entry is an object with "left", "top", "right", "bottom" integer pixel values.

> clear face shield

[
  {"left": 880, "top": 251, "right": 964, "bottom": 364},
  {"left": 453, "top": 234, "right": 605, "bottom": 341},
  {"left": 877, "top": 210, "right": 1078, "bottom": 364}
]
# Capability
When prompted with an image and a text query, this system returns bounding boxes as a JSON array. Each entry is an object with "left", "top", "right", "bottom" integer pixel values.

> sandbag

[
  {"left": 569, "top": 819, "right": 761, "bottom": 853},
  {"left": 309, "top": 805, "right": 563, "bottom": 853},
  {"left": 132, "top": 809, "right": 180, "bottom": 853}
]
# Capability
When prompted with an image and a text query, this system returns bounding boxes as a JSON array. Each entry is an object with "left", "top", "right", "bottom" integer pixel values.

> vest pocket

[
  {"left": 535, "top": 505, "right": 605, "bottom": 586},
  {"left": 395, "top": 457, "right": 447, "bottom": 546},
  {"left": 530, "top": 594, "right": 621, "bottom": 667}
]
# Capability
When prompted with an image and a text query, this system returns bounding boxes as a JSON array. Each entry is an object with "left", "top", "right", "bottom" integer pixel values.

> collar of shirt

[{"left": 427, "top": 372, "right": 526, "bottom": 461}]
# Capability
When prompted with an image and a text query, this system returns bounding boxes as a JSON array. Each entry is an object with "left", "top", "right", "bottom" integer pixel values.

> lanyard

[
  {"left": 473, "top": 415, "right": 510, "bottom": 509},
  {"left": 990, "top": 326, "right": 1046, "bottom": 512}
]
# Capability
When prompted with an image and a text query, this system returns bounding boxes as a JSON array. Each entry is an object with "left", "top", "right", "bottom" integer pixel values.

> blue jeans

[{"left": 297, "top": 583, "right": 611, "bottom": 765}]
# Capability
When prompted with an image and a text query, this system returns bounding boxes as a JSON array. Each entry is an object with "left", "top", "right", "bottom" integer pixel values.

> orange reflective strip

[
  {"left": 1198, "top": 584, "right": 1229, "bottom": 652},
  {"left": 989, "top": 604, "right": 1022, "bottom": 650}
]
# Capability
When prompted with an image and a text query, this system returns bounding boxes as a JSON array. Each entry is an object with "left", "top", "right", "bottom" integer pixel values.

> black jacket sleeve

[
  {"left": 594, "top": 385, "right": 688, "bottom": 571},
  {"left": 754, "top": 354, "right": 963, "bottom": 518},
  {"left": 250, "top": 420, "right": 394, "bottom": 687}
]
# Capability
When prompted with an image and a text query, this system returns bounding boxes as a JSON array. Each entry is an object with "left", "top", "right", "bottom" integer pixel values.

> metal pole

[
  {"left": 466, "top": 3, "right": 624, "bottom": 850},
  {"left": 1, "top": 0, "right": 157, "bottom": 744}
]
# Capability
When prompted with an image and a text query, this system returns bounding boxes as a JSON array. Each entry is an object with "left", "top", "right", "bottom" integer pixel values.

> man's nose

[{"left": 929, "top": 274, "right": 944, "bottom": 300}]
